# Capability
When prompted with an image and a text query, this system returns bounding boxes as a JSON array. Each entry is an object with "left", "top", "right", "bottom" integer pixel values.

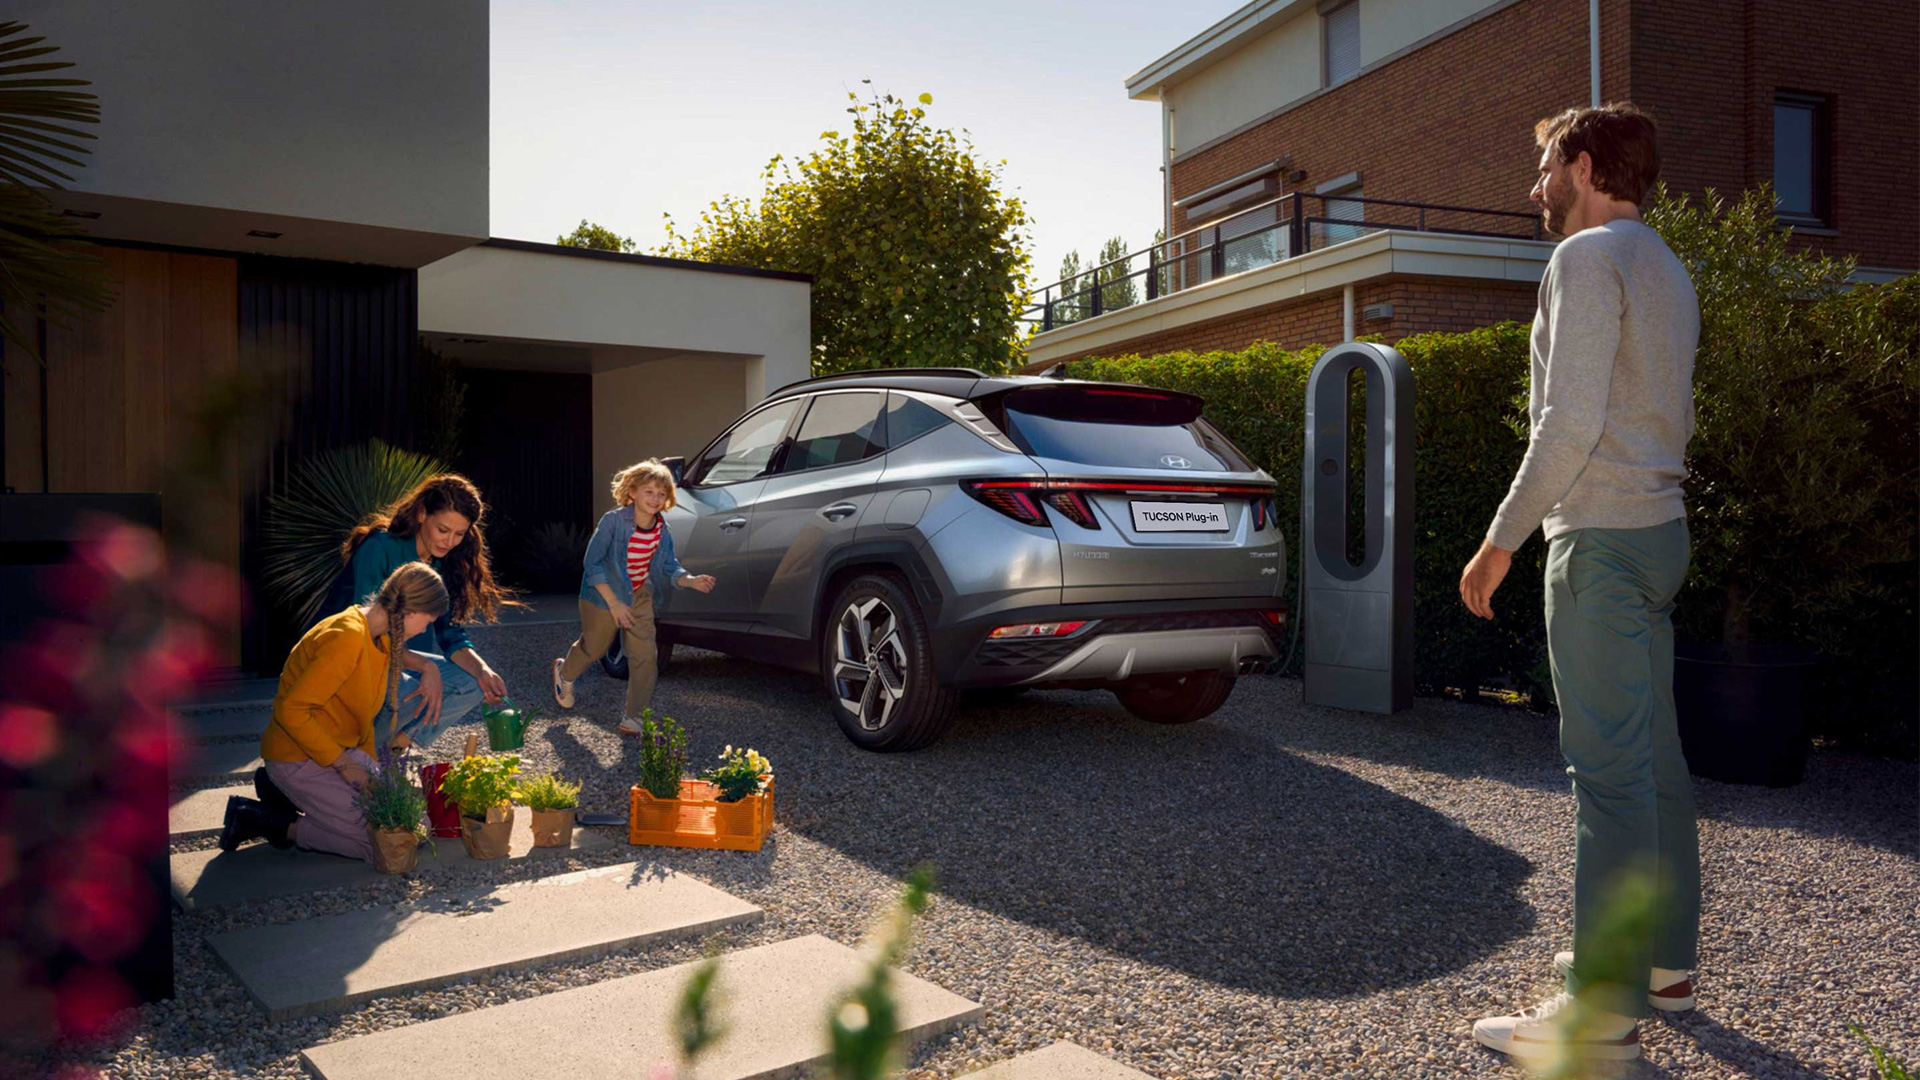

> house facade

[
  {"left": 1023, "top": 0, "right": 1917, "bottom": 367},
  {"left": 1, "top": 1, "right": 810, "bottom": 669}
]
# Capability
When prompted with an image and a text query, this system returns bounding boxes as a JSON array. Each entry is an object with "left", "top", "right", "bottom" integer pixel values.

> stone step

[
  {"left": 210, "top": 863, "right": 762, "bottom": 1020},
  {"left": 173, "top": 704, "right": 271, "bottom": 742},
  {"left": 174, "top": 737, "right": 264, "bottom": 783},
  {"left": 959, "top": 1042, "right": 1159, "bottom": 1079},
  {"left": 170, "top": 783, "right": 253, "bottom": 839},
  {"left": 170, "top": 807, "right": 618, "bottom": 910},
  {"left": 300, "top": 934, "right": 983, "bottom": 1080}
]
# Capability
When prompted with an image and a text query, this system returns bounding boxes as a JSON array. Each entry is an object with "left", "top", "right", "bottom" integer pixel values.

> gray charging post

[{"left": 1301, "top": 341, "right": 1414, "bottom": 713}]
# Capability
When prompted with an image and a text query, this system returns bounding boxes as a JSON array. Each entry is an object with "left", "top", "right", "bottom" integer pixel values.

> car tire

[
  {"left": 1115, "top": 670, "right": 1236, "bottom": 724},
  {"left": 599, "top": 631, "right": 675, "bottom": 681},
  {"left": 821, "top": 573, "right": 960, "bottom": 752}
]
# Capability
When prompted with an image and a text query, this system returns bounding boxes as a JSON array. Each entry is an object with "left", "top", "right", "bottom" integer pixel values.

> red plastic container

[{"left": 420, "top": 761, "right": 462, "bottom": 838}]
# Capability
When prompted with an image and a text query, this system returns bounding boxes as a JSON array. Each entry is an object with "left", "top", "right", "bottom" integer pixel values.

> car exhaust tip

[{"left": 1238, "top": 658, "right": 1269, "bottom": 676}]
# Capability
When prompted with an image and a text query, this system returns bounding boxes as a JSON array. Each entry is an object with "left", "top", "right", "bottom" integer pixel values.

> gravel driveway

[{"left": 83, "top": 620, "right": 1919, "bottom": 1080}]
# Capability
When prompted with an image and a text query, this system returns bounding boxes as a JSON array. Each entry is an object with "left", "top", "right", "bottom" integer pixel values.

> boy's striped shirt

[{"left": 626, "top": 519, "right": 660, "bottom": 588}]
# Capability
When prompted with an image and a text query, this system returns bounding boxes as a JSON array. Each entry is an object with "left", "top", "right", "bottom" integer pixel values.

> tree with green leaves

[
  {"left": 0, "top": 20, "right": 113, "bottom": 360},
  {"left": 556, "top": 219, "right": 638, "bottom": 253},
  {"left": 661, "top": 88, "right": 1033, "bottom": 376},
  {"left": 1096, "top": 234, "right": 1138, "bottom": 313}
]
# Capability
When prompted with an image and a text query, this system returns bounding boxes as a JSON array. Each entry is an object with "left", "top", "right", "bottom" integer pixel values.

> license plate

[{"left": 1129, "top": 501, "right": 1230, "bottom": 532}]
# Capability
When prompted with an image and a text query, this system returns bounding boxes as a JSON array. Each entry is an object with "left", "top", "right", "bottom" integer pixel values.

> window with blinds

[{"left": 1324, "top": 1, "right": 1360, "bottom": 88}]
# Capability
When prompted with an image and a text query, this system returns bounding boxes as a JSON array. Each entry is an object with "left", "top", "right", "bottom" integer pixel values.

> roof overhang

[{"left": 1126, "top": 0, "right": 1317, "bottom": 101}]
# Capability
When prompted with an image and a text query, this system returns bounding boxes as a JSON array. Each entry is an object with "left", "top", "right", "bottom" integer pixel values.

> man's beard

[{"left": 1542, "top": 173, "right": 1576, "bottom": 236}]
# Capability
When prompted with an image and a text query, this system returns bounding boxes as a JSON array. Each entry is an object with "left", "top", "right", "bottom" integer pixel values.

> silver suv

[{"left": 615, "top": 367, "right": 1286, "bottom": 752}]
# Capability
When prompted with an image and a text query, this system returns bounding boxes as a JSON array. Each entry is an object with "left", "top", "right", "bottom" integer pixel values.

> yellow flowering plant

[{"left": 702, "top": 745, "right": 771, "bottom": 804}]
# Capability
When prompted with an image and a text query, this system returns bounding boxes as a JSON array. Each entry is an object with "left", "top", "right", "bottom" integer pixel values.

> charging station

[{"left": 1301, "top": 341, "right": 1414, "bottom": 714}]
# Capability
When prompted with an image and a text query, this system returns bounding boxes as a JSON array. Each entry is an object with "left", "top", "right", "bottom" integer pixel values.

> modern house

[
  {"left": 1022, "top": 0, "right": 1917, "bottom": 368},
  {"left": 0, "top": 2, "right": 810, "bottom": 669}
]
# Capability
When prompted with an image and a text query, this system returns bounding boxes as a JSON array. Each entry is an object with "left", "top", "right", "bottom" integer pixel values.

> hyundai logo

[{"left": 1160, "top": 455, "right": 1192, "bottom": 469}]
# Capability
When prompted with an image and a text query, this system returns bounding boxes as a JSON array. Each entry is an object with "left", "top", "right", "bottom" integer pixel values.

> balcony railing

[{"left": 1022, "top": 191, "right": 1543, "bottom": 333}]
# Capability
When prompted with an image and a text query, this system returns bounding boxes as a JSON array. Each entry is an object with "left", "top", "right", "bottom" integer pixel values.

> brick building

[{"left": 1022, "top": 0, "right": 1917, "bottom": 367}]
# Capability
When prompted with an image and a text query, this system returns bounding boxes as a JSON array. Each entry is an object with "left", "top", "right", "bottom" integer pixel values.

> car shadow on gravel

[{"left": 641, "top": 651, "right": 1538, "bottom": 999}]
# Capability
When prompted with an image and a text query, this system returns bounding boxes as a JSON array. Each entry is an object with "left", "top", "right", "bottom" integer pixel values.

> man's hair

[{"left": 1534, "top": 103, "right": 1661, "bottom": 205}]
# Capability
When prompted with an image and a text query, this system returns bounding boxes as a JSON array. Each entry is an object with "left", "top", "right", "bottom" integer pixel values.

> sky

[{"left": 489, "top": 0, "right": 1226, "bottom": 295}]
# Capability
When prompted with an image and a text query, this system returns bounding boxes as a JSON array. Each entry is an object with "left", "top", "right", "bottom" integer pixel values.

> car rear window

[{"left": 1000, "top": 387, "right": 1257, "bottom": 472}]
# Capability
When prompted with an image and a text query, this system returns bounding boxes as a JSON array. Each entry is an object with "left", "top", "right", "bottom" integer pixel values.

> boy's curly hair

[{"left": 611, "top": 459, "right": 678, "bottom": 511}]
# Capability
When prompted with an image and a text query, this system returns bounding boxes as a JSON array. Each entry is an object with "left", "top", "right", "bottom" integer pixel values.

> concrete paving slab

[
  {"left": 170, "top": 784, "right": 252, "bottom": 839},
  {"left": 173, "top": 705, "right": 270, "bottom": 741},
  {"left": 178, "top": 738, "right": 263, "bottom": 782},
  {"left": 959, "top": 1042, "right": 1159, "bottom": 1080},
  {"left": 170, "top": 806, "right": 616, "bottom": 910},
  {"left": 300, "top": 934, "right": 983, "bottom": 1080},
  {"left": 210, "top": 864, "right": 762, "bottom": 1020}
]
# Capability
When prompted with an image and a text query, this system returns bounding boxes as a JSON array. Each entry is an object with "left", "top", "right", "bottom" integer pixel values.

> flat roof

[{"left": 479, "top": 237, "right": 813, "bottom": 284}]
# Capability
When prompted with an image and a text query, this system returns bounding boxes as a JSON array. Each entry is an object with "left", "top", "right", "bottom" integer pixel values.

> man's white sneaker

[
  {"left": 616, "top": 715, "right": 644, "bottom": 735},
  {"left": 1553, "top": 951, "right": 1696, "bottom": 1012},
  {"left": 551, "top": 658, "right": 575, "bottom": 709},
  {"left": 1473, "top": 992, "right": 1641, "bottom": 1062}
]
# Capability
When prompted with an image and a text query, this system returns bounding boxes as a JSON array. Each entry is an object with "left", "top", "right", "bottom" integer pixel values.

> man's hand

[
  {"left": 609, "top": 601, "right": 635, "bottom": 629},
  {"left": 1459, "top": 539, "right": 1514, "bottom": 620},
  {"left": 476, "top": 665, "right": 507, "bottom": 704},
  {"left": 405, "top": 658, "right": 445, "bottom": 726}
]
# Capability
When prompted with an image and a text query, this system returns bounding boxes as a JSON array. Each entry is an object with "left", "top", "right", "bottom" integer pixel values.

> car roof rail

[{"left": 769, "top": 367, "right": 990, "bottom": 396}]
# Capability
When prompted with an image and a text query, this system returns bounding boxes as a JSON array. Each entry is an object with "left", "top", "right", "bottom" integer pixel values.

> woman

[
  {"left": 220, "top": 562, "right": 449, "bottom": 860},
  {"left": 551, "top": 459, "right": 715, "bottom": 733},
  {"left": 317, "top": 474, "right": 515, "bottom": 751}
]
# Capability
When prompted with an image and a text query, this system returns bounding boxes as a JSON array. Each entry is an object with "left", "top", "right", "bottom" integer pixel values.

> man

[{"left": 1459, "top": 103, "right": 1701, "bottom": 1063}]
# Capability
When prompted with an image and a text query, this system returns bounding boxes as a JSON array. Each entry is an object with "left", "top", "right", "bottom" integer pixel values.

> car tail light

[
  {"left": 963, "top": 481, "right": 1049, "bottom": 526},
  {"left": 1046, "top": 491, "right": 1099, "bottom": 529},
  {"left": 1261, "top": 608, "right": 1287, "bottom": 627},
  {"left": 1253, "top": 497, "right": 1269, "bottom": 531},
  {"left": 988, "top": 620, "right": 1088, "bottom": 639}
]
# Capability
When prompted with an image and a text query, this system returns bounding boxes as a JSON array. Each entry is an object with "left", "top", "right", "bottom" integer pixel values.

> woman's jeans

[
  {"left": 394, "top": 653, "right": 485, "bottom": 750},
  {"left": 1546, "top": 519, "right": 1699, "bottom": 1016}
]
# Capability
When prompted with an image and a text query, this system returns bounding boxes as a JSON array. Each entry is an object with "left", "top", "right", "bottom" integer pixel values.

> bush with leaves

[
  {"left": 636, "top": 709, "right": 690, "bottom": 799},
  {"left": 357, "top": 765, "right": 429, "bottom": 837},
  {"left": 516, "top": 771, "right": 580, "bottom": 812},
  {"left": 661, "top": 88, "right": 1033, "bottom": 376},
  {"left": 702, "top": 746, "right": 771, "bottom": 803},
  {"left": 557, "top": 218, "right": 637, "bottom": 253},
  {"left": 259, "top": 439, "right": 448, "bottom": 629},
  {"left": 437, "top": 754, "right": 521, "bottom": 816}
]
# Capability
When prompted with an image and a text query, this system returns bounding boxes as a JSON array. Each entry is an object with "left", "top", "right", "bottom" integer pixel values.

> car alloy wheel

[{"left": 832, "top": 597, "right": 909, "bottom": 731}]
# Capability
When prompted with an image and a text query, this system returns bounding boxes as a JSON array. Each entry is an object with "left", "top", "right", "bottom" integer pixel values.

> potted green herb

[
  {"left": 636, "top": 709, "right": 689, "bottom": 801},
  {"left": 703, "top": 746, "right": 771, "bottom": 803},
  {"left": 438, "top": 754, "right": 521, "bottom": 860},
  {"left": 518, "top": 771, "right": 581, "bottom": 848},
  {"left": 356, "top": 765, "right": 429, "bottom": 874}
]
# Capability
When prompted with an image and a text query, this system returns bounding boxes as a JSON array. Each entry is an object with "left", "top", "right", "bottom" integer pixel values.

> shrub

[
  {"left": 636, "top": 709, "right": 690, "bottom": 800},
  {"left": 517, "top": 771, "right": 581, "bottom": 812},
  {"left": 514, "top": 521, "right": 591, "bottom": 594},
  {"left": 437, "top": 754, "right": 521, "bottom": 815},
  {"left": 357, "top": 764, "right": 429, "bottom": 837},
  {"left": 703, "top": 746, "right": 771, "bottom": 803}
]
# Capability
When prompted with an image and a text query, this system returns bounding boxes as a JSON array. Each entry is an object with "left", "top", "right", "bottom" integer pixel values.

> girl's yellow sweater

[{"left": 260, "top": 606, "right": 392, "bottom": 767}]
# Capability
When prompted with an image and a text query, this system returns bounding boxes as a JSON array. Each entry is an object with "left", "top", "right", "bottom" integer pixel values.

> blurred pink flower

[
  {"left": 0, "top": 705, "right": 58, "bottom": 769},
  {"left": 54, "top": 965, "right": 134, "bottom": 1040}
]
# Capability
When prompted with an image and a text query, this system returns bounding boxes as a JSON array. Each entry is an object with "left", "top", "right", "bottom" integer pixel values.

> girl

[
  {"left": 317, "top": 474, "right": 515, "bottom": 751},
  {"left": 221, "top": 562, "right": 449, "bottom": 862},
  {"left": 552, "top": 459, "right": 715, "bottom": 733}
]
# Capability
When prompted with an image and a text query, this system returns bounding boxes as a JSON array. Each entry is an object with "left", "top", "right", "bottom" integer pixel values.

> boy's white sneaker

[
  {"left": 551, "top": 658, "right": 575, "bottom": 709},
  {"left": 1553, "top": 951, "right": 1696, "bottom": 1012},
  {"left": 1473, "top": 991, "right": 1641, "bottom": 1062},
  {"left": 616, "top": 715, "right": 644, "bottom": 735}
]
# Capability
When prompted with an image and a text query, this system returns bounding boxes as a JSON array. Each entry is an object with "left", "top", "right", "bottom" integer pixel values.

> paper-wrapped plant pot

[
  {"left": 372, "top": 828, "right": 420, "bottom": 874},
  {"left": 530, "top": 808, "right": 575, "bottom": 848},
  {"left": 460, "top": 804, "right": 514, "bottom": 860}
]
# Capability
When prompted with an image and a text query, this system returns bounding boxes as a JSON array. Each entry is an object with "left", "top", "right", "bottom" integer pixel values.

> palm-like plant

[
  {"left": 0, "top": 21, "right": 113, "bottom": 359},
  {"left": 260, "top": 439, "right": 448, "bottom": 629}
]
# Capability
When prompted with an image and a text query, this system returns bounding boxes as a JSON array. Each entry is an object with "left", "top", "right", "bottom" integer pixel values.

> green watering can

[{"left": 484, "top": 699, "right": 527, "bottom": 752}]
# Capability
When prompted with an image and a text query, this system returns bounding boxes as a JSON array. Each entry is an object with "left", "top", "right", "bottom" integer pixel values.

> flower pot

[
  {"left": 1675, "top": 642, "right": 1819, "bottom": 787},
  {"left": 529, "top": 808, "right": 575, "bottom": 848},
  {"left": 420, "top": 761, "right": 463, "bottom": 838},
  {"left": 371, "top": 827, "right": 421, "bottom": 874},
  {"left": 628, "top": 776, "right": 772, "bottom": 851},
  {"left": 460, "top": 804, "right": 515, "bottom": 859},
  {"left": 484, "top": 702, "right": 526, "bottom": 752}
]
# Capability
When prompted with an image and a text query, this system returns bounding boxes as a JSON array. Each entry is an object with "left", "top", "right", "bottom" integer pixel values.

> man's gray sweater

[{"left": 1487, "top": 218, "right": 1699, "bottom": 552}]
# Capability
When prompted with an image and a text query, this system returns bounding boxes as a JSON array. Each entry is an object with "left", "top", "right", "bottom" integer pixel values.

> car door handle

[
  {"left": 819, "top": 503, "right": 859, "bottom": 522},
  {"left": 719, "top": 516, "right": 748, "bottom": 531}
]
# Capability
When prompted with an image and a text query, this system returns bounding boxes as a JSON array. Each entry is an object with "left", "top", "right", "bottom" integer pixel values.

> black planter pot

[{"left": 1674, "top": 642, "right": 1819, "bottom": 787}]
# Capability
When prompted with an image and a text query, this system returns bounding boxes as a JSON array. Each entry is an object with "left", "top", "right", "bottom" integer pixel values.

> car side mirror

[{"left": 660, "top": 456, "right": 686, "bottom": 487}]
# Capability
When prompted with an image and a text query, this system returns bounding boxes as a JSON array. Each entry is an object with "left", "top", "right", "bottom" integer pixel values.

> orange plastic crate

[{"left": 628, "top": 776, "right": 773, "bottom": 851}]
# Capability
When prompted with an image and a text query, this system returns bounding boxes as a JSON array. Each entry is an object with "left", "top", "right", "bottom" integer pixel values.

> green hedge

[{"left": 1069, "top": 193, "right": 1917, "bottom": 753}]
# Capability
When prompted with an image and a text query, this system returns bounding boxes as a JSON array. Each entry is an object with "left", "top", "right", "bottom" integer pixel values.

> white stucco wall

[
  {"left": 17, "top": 0, "right": 487, "bottom": 240},
  {"left": 1359, "top": 0, "right": 1500, "bottom": 65},
  {"left": 592, "top": 357, "right": 762, "bottom": 501},
  {"left": 1168, "top": 16, "right": 1321, "bottom": 151}
]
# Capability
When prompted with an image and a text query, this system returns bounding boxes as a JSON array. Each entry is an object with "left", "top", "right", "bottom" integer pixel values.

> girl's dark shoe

[
  {"left": 253, "top": 767, "right": 300, "bottom": 820},
  {"left": 218, "top": 796, "right": 294, "bottom": 851}
]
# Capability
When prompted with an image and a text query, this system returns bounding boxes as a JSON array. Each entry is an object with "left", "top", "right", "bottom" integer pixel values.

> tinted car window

[
  {"left": 781, "top": 392, "right": 884, "bottom": 473},
  {"left": 690, "top": 399, "right": 801, "bottom": 486},
  {"left": 1003, "top": 391, "right": 1255, "bottom": 472},
  {"left": 882, "top": 392, "right": 952, "bottom": 449}
]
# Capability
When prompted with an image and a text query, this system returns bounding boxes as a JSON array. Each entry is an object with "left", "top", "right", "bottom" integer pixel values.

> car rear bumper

[{"left": 934, "top": 597, "right": 1286, "bottom": 689}]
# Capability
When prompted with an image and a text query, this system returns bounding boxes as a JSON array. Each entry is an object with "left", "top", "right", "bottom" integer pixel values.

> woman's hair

[
  {"left": 344, "top": 474, "right": 513, "bottom": 624},
  {"left": 368, "top": 561, "right": 450, "bottom": 749},
  {"left": 610, "top": 459, "right": 678, "bottom": 511}
]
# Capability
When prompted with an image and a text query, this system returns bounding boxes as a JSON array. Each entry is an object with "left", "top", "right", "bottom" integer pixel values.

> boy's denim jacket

[{"left": 579, "top": 505, "right": 688, "bottom": 610}]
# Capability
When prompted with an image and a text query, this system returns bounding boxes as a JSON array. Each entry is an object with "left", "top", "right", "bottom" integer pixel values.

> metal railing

[{"left": 1022, "top": 191, "right": 1543, "bottom": 333}]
